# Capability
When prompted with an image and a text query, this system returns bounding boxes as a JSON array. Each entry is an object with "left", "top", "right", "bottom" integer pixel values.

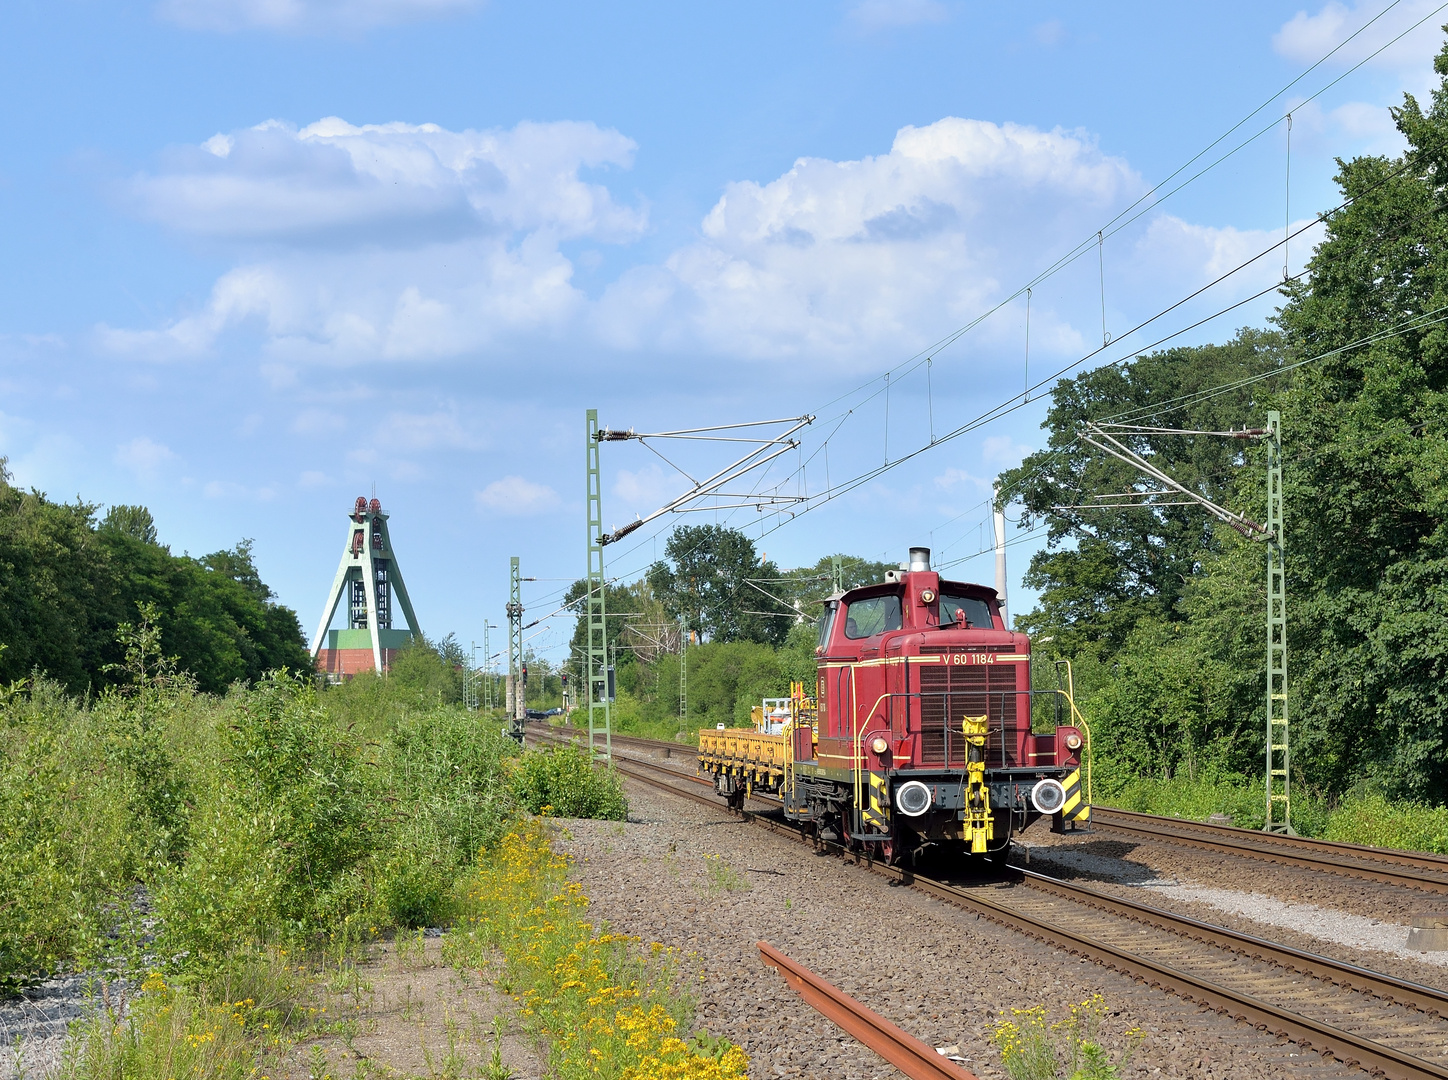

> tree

[
  {"left": 646, "top": 525, "right": 794, "bottom": 645},
  {"left": 1268, "top": 37, "right": 1448, "bottom": 801},
  {"left": 997, "top": 329, "right": 1285, "bottom": 659},
  {"left": 0, "top": 467, "right": 309, "bottom": 695},
  {"left": 101, "top": 505, "right": 159, "bottom": 545}
]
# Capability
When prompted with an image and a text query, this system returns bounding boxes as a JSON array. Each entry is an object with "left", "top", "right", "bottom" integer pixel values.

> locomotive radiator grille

[{"left": 916, "top": 656, "right": 1018, "bottom": 766}]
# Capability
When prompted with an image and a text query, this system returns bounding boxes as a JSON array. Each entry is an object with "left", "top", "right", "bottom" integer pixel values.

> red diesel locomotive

[{"left": 697, "top": 547, "right": 1089, "bottom": 864}]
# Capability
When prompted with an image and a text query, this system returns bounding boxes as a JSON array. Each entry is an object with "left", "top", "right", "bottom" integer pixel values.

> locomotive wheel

[{"left": 726, "top": 788, "right": 745, "bottom": 812}]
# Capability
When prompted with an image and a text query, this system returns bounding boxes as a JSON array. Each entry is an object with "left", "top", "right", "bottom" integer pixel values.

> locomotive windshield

[
  {"left": 941, "top": 593, "right": 994, "bottom": 629},
  {"left": 816, "top": 602, "right": 837, "bottom": 649},
  {"left": 843, "top": 594, "right": 903, "bottom": 639}
]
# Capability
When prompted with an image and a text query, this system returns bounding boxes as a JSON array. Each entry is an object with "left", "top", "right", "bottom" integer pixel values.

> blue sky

[{"left": 1, "top": 0, "right": 1442, "bottom": 667}]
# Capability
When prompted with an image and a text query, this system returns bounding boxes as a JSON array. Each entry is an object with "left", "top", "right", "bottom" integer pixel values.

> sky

[{"left": 1, "top": 0, "right": 1444, "bottom": 669}]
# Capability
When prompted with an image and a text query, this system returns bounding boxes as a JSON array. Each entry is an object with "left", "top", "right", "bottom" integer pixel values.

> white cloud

[
  {"left": 125, "top": 117, "right": 642, "bottom": 245},
  {"left": 934, "top": 466, "right": 987, "bottom": 491},
  {"left": 157, "top": 0, "right": 483, "bottom": 33},
  {"left": 101, "top": 116, "right": 644, "bottom": 363},
  {"left": 108, "top": 111, "right": 1302, "bottom": 377},
  {"left": 475, "top": 476, "right": 560, "bottom": 516},
  {"left": 611, "top": 463, "right": 678, "bottom": 513},
  {"left": 981, "top": 435, "right": 1031, "bottom": 468},
  {"left": 386, "top": 409, "right": 485, "bottom": 451},
  {"left": 1032, "top": 18, "right": 1065, "bottom": 47},
  {"left": 846, "top": 0, "right": 947, "bottom": 32},
  {"left": 115, "top": 436, "right": 177, "bottom": 477},
  {"left": 1273, "top": 1, "right": 1443, "bottom": 74},
  {"left": 298, "top": 470, "right": 331, "bottom": 488},
  {"left": 595, "top": 116, "right": 1141, "bottom": 368},
  {"left": 1125, "top": 213, "right": 1317, "bottom": 303}
]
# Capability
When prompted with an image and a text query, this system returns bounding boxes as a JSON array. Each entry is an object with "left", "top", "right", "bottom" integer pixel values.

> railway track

[
  {"left": 526, "top": 724, "right": 1448, "bottom": 1080},
  {"left": 531, "top": 723, "right": 1448, "bottom": 893},
  {"left": 1090, "top": 808, "right": 1448, "bottom": 895}
]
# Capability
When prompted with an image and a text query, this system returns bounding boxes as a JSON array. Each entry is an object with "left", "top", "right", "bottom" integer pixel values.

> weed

[
  {"left": 445, "top": 820, "right": 748, "bottom": 1079},
  {"left": 991, "top": 995, "right": 1145, "bottom": 1080},
  {"left": 484, "top": 1016, "right": 511, "bottom": 1080},
  {"left": 702, "top": 855, "right": 749, "bottom": 894}
]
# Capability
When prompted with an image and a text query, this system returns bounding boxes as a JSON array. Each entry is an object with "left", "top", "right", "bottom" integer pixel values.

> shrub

[
  {"left": 0, "top": 680, "right": 141, "bottom": 988},
  {"left": 1324, "top": 790, "right": 1448, "bottom": 853},
  {"left": 150, "top": 673, "right": 376, "bottom": 969},
  {"left": 511, "top": 744, "right": 628, "bottom": 820}
]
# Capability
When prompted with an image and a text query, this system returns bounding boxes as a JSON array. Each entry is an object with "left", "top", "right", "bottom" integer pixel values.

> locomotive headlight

[
  {"left": 1064, "top": 732, "right": 1083, "bottom": 751},
  {"left": 870, "top": 736, "right": 889, "bottom": 755},
  {"left": 895, "top": 780, "right": 933, "bottom": 817},
  {"left": 1031, "top": 778, "right": 1067, "bottom": 814},
  {"left": 920, "top": 588, "right": 937, "bottom": 604}
]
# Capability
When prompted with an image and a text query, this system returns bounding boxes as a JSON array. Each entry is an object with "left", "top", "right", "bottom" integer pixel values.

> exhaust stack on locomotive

[{"left": 697, "top": 546, "right": 1090, "bottom": 864}]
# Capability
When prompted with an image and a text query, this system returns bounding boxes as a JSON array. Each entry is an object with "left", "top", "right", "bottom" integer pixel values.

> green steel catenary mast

[{"left": 586, "top": 410, "right": 612, "bottom": 760}]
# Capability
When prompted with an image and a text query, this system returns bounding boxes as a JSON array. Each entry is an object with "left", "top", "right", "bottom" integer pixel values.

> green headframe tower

[{"left": 311, "top": 495, "right": 422, "bottom": 678}]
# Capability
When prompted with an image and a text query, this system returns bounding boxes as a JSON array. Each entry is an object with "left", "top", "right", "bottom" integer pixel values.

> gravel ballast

[
  {"left": 556, "top": 778, "right": 1371, "bottom": 1080},
  {"left": 1015, "top": 837, "right": 1448, "bottom": 991}
]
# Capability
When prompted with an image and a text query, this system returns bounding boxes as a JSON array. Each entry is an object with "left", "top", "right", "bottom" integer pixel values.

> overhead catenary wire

[{"left": 523, "top": 3, "right": 1445, "bottom": 656}]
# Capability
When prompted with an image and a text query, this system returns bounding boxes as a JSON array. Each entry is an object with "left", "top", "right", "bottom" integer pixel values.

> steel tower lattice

[
  {"left": 586, "top": 409, "right": 612, "bottom": 760},
  {"left": 1264, "top": 411, "right": 1291, "bottom": 833},
  {"left": 506, "top": 557, "right": 524, "bottom": 744}
]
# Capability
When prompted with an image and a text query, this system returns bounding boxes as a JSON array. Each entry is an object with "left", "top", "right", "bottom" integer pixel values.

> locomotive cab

[{"left": 697, "top": 545, "right": 1090, "bottom": 865}]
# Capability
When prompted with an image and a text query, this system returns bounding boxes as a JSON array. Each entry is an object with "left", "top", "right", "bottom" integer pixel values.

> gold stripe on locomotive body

[{"left": 694, "top": 547, "right": 1091, "bottom": 864}]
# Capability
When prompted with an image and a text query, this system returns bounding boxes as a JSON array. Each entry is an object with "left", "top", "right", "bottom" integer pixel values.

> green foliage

[
  {"left": 1323, "top": 791, "right": 1448, "bottom": 853},
  {"left": 0, "top": 681, "right": 142, "bottom": 989},
  {"left": 510, "top": 744, "right": 628, "bottom": 820},
  {"left": 150, "top": 673, "right": 377, "bottom": 970},
  {"left": 1000, "top": 329, "right": 1285, "bottom": 660},
  {"left": 376, "top": 707, "right": 516, "bottom": 926},
  {"left": 1003, "top": 38, "right": 1448, "bottom": 807},
  {"left": 0, "top": 468, "right": 309, "bottom": 695},
  {"left": 647, "top": 525, "right": 794, "bottom": 645},
  {"left": 320, "top": 635, "right": 468, "bottom": 736},
  {"left": 100, "top": 504, "right": 158, "bottom": 545}
]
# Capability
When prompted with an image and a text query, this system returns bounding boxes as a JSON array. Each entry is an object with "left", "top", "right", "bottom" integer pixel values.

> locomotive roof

[{"left": 830, "top": 574, "right": 999, "bottom": 604}]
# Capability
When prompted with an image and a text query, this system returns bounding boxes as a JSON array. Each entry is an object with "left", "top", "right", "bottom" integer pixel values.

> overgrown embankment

[{"left": 0, "top": 613, "right": 636, "bottom": 1077}]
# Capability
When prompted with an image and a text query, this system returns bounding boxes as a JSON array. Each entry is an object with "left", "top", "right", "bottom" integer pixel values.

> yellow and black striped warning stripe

[
  {"left": 1060, "top": 767, "right": 1089, "bottom": 824},
  {"left": 862, "top": 771, "right": 889, "bottom": 831}
]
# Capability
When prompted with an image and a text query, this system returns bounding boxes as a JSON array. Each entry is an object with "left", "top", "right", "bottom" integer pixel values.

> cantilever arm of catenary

[
  {"left": 599, "top": 416, "right": 814, "bottom": 544},
  {"left": 1078, "top": 425, "right": 1270, "bottom": 539}
]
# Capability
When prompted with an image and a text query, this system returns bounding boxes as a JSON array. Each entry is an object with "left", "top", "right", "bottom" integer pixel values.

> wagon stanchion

[{"left": 757, "top": 941, "right": 981, "bottom": 1080}]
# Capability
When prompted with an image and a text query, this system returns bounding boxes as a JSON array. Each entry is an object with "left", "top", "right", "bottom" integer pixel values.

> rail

[
  {"left": 565, "top": 736, "right": 1448, "bottom": 1080},
  {"left": 758, "top": 941, "right": 979, "bottom": 1080},
  {"left": 1092, "top": 806, "right": 1448, "bottom": 894}
]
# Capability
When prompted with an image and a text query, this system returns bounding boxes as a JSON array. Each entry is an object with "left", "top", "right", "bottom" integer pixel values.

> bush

[
  {"left": 374, "top": 707, "right": 516, "bottom": 927},
  {"left": 150, "top": 673, "right": 377, "bottom": 970},
  {"left": 511, "top": 744, "right": 628, "bottom": 820},
  {"left": 0, "top": 680, "right": 142, "bottom": 988},
  {"left": 1324, "top": 790, "right": 1448, "bottom": 853}
]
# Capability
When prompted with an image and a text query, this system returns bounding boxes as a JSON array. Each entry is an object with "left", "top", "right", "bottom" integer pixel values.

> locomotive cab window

[
  {"left": 941, "top": 594, "right": 994, "bottom": 629},
  {"left": 843, "top": 594, "right": 903, "bottom": 639},
  {"left": 816, "top": 602, "right": 837, "bottom": 649}
]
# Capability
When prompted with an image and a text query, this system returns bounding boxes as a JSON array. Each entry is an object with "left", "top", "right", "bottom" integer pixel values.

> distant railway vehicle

[{"left": 697, "top": 547, "right": 1090, "bottom": 864}]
